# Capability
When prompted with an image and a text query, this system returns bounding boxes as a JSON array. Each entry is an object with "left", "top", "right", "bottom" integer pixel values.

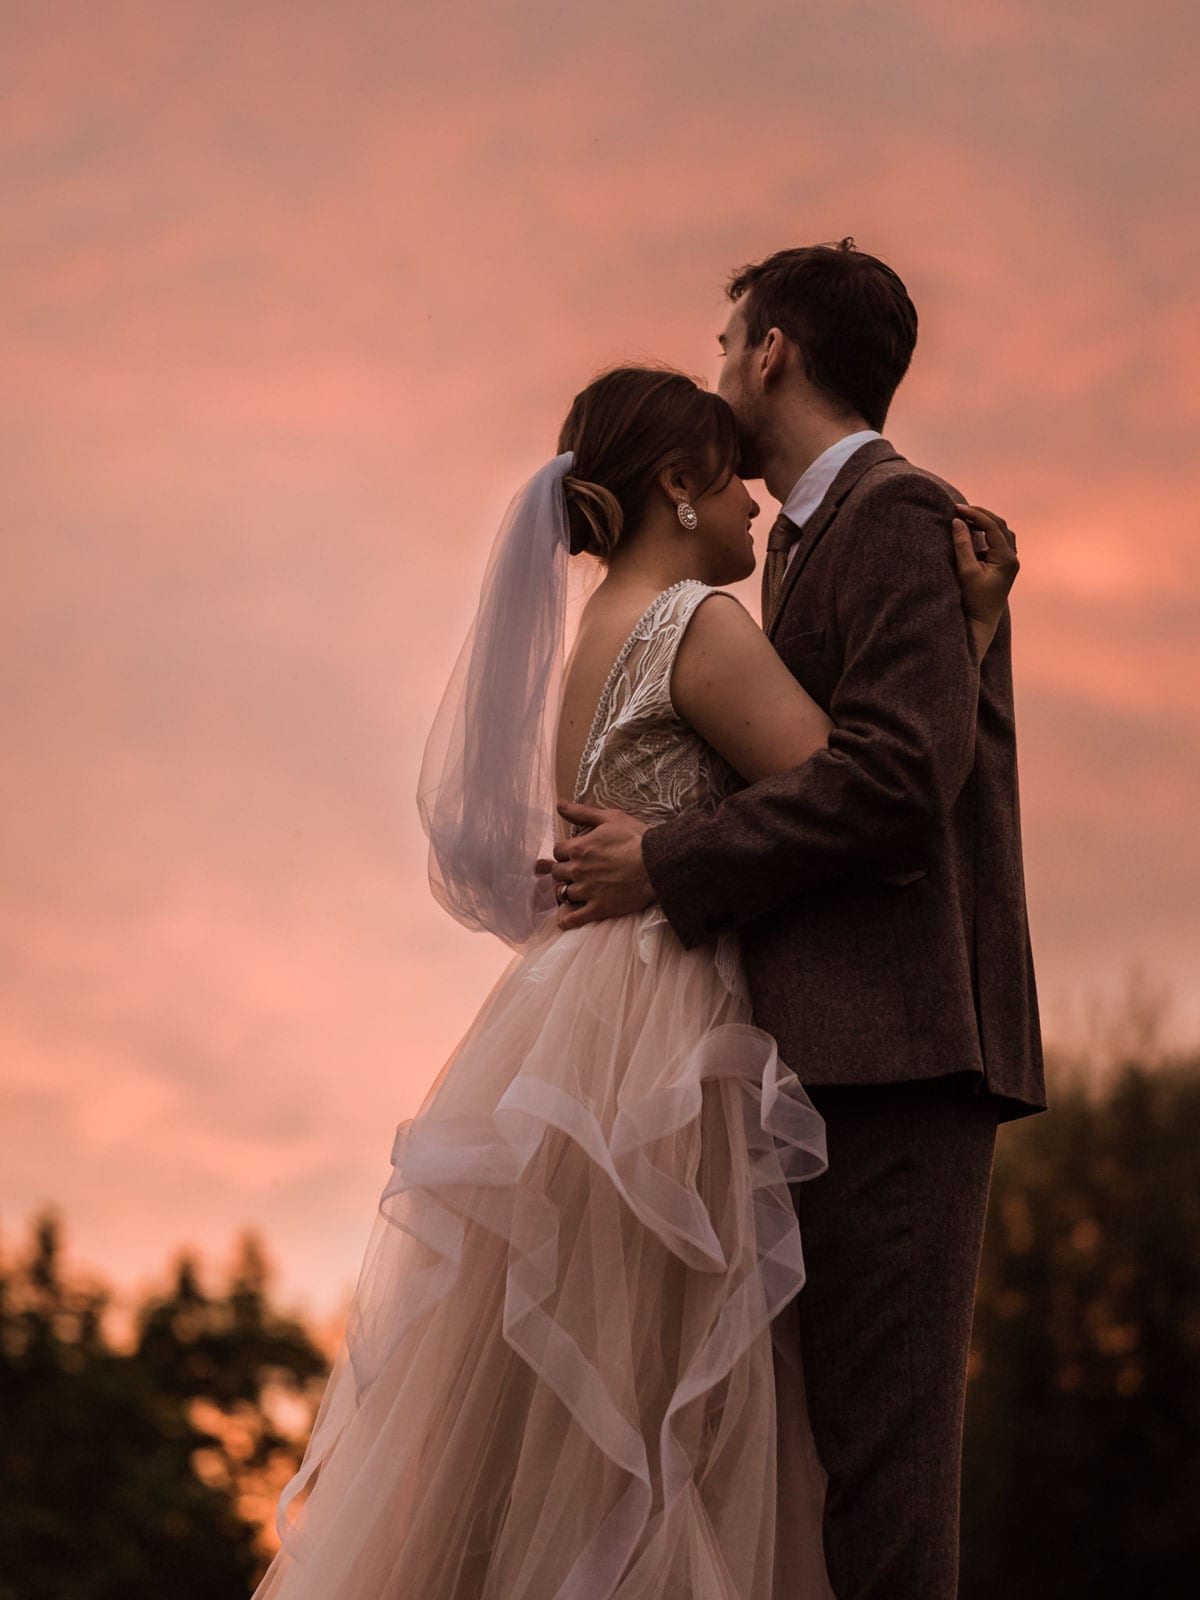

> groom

[{"left": 546, "top": 241, "right": 1045, "bottom": 1598}]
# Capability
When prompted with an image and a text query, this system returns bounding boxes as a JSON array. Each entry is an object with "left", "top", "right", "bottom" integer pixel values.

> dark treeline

[
  {"left": 3, "top": 1052, "right": 1199, "bottom": 1598},
  {"left": 961, "top": 1052, "right": 1200, "bottom": 1594},
  {"left": 0, "top": 1224, "right": 328, "bottom": 1599}
]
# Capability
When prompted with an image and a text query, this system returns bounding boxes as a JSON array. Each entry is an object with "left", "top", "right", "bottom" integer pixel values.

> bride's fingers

[
  {"left": 951, "top": 518, "right": 981, "bottom": 583},
  {"left": 955, "top": 504, "right": 1018, "bottom": 565},
  {"left": 952, "top": 506, "right": 1021, "bottom": 607},
  {"left": 954, "top": 506, "right": 993, "bottom": 557}
]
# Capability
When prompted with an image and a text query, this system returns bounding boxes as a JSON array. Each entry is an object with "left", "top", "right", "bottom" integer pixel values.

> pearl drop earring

[{"left": 676, "top": 500, "right": 698, "bottom": 531}]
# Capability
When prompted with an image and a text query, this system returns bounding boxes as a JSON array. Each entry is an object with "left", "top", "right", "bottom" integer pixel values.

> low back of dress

[{"left": 569, "top": 578, "right": 742, "bottom": 834}]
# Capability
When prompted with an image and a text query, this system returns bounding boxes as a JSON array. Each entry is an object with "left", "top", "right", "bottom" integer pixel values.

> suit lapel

[{"left": 766, "top": 438, "right": 902, "bottom": 642}]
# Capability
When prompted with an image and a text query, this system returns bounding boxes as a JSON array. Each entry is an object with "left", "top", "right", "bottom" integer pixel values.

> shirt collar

[{"left": 780, "top": 429, "right": 883, "bottom": 530}]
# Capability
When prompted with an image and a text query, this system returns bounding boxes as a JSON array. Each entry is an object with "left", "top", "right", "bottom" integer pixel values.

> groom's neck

[{"left": 762, "top": 409, "right": 871, "bottom": 504}]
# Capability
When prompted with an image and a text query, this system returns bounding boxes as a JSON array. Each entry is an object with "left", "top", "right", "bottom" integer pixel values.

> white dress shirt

[{"left": 781, "top": 429, "right": 882, "bottom": 572}]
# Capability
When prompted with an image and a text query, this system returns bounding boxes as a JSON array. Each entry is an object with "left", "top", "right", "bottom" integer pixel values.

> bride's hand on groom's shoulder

[
  {"left": 533, "top": 803, "right": 655, "bottom": 929},
  {"left": 952, "top": 503, "right": 1020, "bottom": 657}
]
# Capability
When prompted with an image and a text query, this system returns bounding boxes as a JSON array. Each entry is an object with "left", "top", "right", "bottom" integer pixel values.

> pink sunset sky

[{"left": 3, "top": 0, "right": 1198, "bottom": 1324}]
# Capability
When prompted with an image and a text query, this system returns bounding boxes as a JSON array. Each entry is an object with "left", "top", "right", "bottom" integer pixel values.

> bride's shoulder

[
  {"left": 667, "top": 585, "right": 784, "bottom": 715},
  {"left": 664, "top": 579, "right": 751, "bottom": 627},
  {"left": 641, "top": 579, "right": 750, "bottom": 655}
]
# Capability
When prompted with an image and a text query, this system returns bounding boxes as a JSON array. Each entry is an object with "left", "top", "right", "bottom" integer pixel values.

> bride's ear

[{"left": 657, "top": 464, "right": 691, "bottom": 513}]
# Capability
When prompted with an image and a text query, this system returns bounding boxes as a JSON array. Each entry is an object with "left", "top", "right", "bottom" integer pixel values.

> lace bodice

[{"left": 570, "top": 579, "right": 743, "bottom": 834}]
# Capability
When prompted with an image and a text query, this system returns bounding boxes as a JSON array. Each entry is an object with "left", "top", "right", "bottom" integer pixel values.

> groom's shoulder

[
  {"left": 852, "top": 445, "right": 965, "bottom": 512},
  {"left": 830, "top": 448, "right": 967, "bottom": 573}
]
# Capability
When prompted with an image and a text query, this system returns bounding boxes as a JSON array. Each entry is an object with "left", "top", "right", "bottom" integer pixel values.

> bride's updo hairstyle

[{"left": 557, "top": 367, "right": 739, "bottom": 562}]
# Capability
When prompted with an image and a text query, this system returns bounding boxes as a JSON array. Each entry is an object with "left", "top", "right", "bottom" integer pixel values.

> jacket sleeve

[{"left": 641, "top": 472, "right": 981, "bottom": 948}]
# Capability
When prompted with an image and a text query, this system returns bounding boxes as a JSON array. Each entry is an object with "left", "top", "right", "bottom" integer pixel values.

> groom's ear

[{"left": 759, "top": 326, "right": 792, "bottom": 389}]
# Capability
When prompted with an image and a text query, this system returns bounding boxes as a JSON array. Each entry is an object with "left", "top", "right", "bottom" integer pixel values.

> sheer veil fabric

[
  {"left": 416, "top": 451, "right": 575, "bottom": 951},
  {"left": 253, "top": 464, "right": 836, "bottom": 1599}
]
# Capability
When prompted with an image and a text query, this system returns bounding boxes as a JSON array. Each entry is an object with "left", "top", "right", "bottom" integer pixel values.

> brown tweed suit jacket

[{"left": 642, "top": 438, "right": 1045, "bottom": 1120}]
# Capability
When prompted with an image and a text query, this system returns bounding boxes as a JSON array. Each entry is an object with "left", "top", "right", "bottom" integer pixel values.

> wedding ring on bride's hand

[{"left": 557, "top": 881, "right": 575, "bottom": 906}]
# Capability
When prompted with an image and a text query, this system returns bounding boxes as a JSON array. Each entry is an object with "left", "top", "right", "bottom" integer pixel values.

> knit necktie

[{"left": 761, "top": 512, "right": 801, "bottom": 631}]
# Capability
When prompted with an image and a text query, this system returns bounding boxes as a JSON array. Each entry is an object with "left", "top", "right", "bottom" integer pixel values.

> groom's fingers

[
  {"left": 556, "top": 800, "right": 607, "bottom": 827},
  {"left": 558, "top": 896, "right": 600, "bottom": 930},
  {"left": 563, "top": 908, "right": 601, "bottom": 934}
]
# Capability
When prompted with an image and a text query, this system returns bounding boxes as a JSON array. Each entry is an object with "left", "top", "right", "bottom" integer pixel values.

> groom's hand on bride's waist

[{"left": 533, "top": 802, "right": 654, "bottom": 929}]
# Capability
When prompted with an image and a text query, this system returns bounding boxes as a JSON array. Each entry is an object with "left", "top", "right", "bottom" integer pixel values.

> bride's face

[{"left": 693, "top": 459, "right": 760, "bottom": 585}]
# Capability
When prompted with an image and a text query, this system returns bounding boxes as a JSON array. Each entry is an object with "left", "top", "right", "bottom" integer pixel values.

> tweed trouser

[{"left": 777, "top": 1076, "right": 1000, "bottom": 1600}]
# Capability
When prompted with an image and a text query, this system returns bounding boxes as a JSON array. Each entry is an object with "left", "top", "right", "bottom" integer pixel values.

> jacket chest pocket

[
  {"left": 773, "top": 623, "right": 836, "bottom": 706},
  {"left": 774, "top": 624, "right": 827, "bottom": 659}
]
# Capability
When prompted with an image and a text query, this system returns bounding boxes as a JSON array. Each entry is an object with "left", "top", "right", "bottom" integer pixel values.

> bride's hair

[{"left": 557, "top": 367, "right": 739, "bottom": 561}]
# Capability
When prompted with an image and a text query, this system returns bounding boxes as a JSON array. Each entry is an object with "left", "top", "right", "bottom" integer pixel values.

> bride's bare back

[{"left": 554, "top": 582, "right": 676, "bottom": 806}]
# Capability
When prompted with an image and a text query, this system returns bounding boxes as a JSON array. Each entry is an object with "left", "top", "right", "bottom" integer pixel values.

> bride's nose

[{"left": 749, "top": 499, "right": 760, "bottom": 519}]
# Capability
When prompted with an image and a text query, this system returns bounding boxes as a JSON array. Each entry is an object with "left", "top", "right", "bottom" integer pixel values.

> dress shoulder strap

[{"left": 621, "top": 579, "right": 732, "bottom": 722}]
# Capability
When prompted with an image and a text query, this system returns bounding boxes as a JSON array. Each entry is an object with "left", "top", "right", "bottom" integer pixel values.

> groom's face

[{"left": 716, "top": 300, "right": 766, "bottom": 479}]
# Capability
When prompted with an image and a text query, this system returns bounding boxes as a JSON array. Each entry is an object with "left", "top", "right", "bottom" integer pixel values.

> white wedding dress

[{"left": 254, "top": 579, "right": 835, "bottom": 1600}]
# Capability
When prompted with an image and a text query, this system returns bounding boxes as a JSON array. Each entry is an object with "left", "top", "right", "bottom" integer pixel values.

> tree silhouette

[
  {"left": 135, "top": 1230, "right": 329, "bottom": 1530},
  {"left": 962, "top": 1055, "right": 1200, "bottom": 1596},
  {"left": 0, "top": 1212, "right": 329, "bottom": 1600}
]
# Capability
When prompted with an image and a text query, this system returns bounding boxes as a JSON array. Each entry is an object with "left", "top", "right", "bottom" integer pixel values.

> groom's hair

[{"left": 727, "top": 239, "right": 917, "bottom": 431}]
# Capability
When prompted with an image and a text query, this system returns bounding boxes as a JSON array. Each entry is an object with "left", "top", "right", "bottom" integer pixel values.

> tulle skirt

[{"left": 253, "top": 904, "right": 835, "bottom": 1600}]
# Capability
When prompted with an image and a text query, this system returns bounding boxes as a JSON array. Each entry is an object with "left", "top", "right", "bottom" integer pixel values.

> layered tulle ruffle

[{"left": 255, "top": 906, "right": 832, "bottom": 1600}]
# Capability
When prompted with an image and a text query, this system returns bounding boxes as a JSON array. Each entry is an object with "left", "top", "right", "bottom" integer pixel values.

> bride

[{"left": 252, "top": 366, "right": 1015, "bottom": 1600}]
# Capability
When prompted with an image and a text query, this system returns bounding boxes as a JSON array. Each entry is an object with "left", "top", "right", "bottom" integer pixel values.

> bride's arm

[
  {"left": 670, "top": 596, "right": 830, "bottom": 782},
  {"left": 954, "top": 504, "right": 1020, "bottom": 662},
  {"left": 672, "top": 506, "right": 1019, "bottom": 784}
]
